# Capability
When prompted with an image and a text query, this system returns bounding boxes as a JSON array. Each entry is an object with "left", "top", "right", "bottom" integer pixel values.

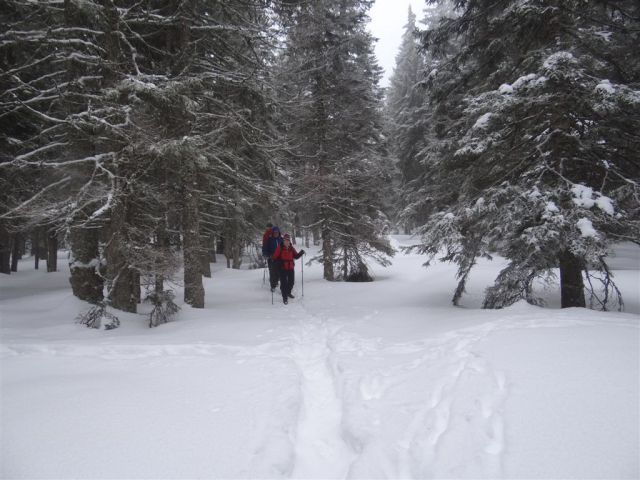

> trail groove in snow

[{"left": 286, "top": 311, "right": 356, "bottom": 478}]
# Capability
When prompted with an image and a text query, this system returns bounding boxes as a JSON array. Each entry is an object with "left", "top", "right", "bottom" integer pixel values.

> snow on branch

[
  {"left": 13, "top": 142, "right": 68, "bottom": 162},
  {"left": 0, "top": 176, "right": 72, "bottom": 219},
  {"left": 7, "top": 152, "right": 116, "bottom": 169}
]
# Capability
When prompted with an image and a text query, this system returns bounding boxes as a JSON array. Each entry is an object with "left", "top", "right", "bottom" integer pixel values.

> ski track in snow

[
  {"left": 251, "top": 303, "right": 515, "bottom": 479},
  {"left": 4, "top": 310, "right": 634, "bottom": 479},
  {"left": 284, "top": 309, "right": 356, "bottom": 478}
]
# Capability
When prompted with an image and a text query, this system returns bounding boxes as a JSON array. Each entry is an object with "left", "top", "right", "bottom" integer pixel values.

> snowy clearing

[{"left": 1, "top": 236, "right": 639, "bottom": 479}]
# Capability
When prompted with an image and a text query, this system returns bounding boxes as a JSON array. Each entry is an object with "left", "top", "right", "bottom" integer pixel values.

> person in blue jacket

[{"left": 264, "top": 226, "right": 283, "bottom": 291}]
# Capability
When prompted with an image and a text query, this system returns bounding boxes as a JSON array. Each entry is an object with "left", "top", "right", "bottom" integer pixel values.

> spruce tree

[
  {"left": 386, "top": 7, "right": 426, "bottom": 185},
  {"left": 1, "top": 0, "right": 117, "bottom": 300},
  {"left": 2, "top": 0, "right": 285, "bottom": 323},
  {"left": 407, "top": 0, "right": 640, "bottom": 309},
  {"left": 278, "top": 0, "right": 394, "bottom": 281}
]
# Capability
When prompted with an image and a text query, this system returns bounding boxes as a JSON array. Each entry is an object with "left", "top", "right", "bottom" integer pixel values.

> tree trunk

[
  {"left": 105, "top": 193, "right": 137, "bottom": 313},
  {"left": 559, "top": 250, "right": 586, "bottom": 308},
  {"left": 322, "top": 226, "right": 334, "bottom": 281},
  {"left": 342, "top": 247, "right": 348, "bottom": 280},
  {"left": 134, "top": 271, "right": 141, "bottom": 304},
  {"left": 154, "top": 218, "right": 168, "bottom": 296},
  {"left": 10, "top": 233, "right": 20, "bottom": 272},
  {"left": 202, "top": 253, "right": 212, "bottom": 277},
  {"left": 210, "top": 235, "right": 217, "bottom": 263},
  {"left": 108, "top": 259, "right": 138, "bottom": 312},
  {"left": 0, "top": 224, "right": 10, "bottom": 274},
  {"left": 201, "top": 234, "right": 212, "bottom": 278},
  {"left": 182, "top": 164, "right": 204, "bottom": 308},
  {"left": 69, "top": 225, "right": 104, "bottom": 303},
  {"left": 155, "top": 274, "right": 164, "bottom": 296},
  {"left": 47, "top": 229, "right": 58, "bottom": 272},
  {"left": 34, "top": 229, "right": 41, "bottom": 270},
  {"left": 232, "top": 242, "right": 241, "bottom": 269}
]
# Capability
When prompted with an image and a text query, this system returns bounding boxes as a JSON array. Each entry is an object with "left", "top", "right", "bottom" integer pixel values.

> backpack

[{"left": 261, "top": 228, "right": 272, "bottom": 256}]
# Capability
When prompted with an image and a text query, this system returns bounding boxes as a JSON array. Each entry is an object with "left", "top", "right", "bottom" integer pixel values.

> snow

[
  {"left": 576, "top": 217, "right": 598, "bottom": 238},
  {"left": 69, "top": 257, "right": 101, "bottom": 269},
  {"left": 543, "top": 51, "right": 577, "bottom": 69},
  {"left": 512, "top": 73, "right": 538, "bottom": 89},
  {"left": 454, "top": 140, "right": 489, "bottom": 157},
  {"left": 572, "top": 183, "right": 596, "bottom": 209},
  {"left": 596, "top": 194, "right": 615, "bottom": 215},
  {"left": 498, "top": 83, "right": 513, "bottom": 94},
  {"left": 472, "top": 112, "right": 493, "bottom": 130},
  {"left": 595, "top": 79, "right": 615, "bottom": 95},
  {"left": 571, "top": 184, "right": 615, "bottom": 215},
  {"left": 593, "top": 30, "right": 613, "bottom": 42},
  {"left": 545, "top": 201, "right": 559, "bottom": 213},
  {"left": 1, "top": 238, "right": 639, "bottom": 479},
  {"left": 498, "top": 73, "right": 547, "bottom": 94}
]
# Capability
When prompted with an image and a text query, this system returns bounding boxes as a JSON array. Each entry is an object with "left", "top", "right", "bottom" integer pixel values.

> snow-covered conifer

[
  {"left": 407, "top": 0, "right": 640, "bottom": 309},
  {"left": 277, "top": 0, "right": 394, "bottom": 281}
]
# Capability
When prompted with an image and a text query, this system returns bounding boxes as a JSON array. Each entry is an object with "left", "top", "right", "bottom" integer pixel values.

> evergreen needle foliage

[{"left": 403, "top": 0, "right": 640, "bottom": 309}]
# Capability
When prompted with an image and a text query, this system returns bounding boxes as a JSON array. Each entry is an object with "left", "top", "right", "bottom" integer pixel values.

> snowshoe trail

[
  {"left": 317, "top": 319, "right": 511, "bottom": 479},
  {"left": 281, "top": 305, "right": 356, "bottom": 478},
  {"left": 392, "top": 323, "right": 508, "bottom": 478},
  {"left": 251, "top": 300, "right": 513, "bottom": 479}
]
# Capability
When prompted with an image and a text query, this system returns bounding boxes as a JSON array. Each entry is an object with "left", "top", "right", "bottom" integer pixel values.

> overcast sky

[{"left": 369, "top": 0, "right": 426, "bottom": 88}]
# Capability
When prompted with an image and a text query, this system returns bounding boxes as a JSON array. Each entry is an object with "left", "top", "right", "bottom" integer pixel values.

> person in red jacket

[{"left": 272, "top": 233, "right": 305, "bottom": 304}]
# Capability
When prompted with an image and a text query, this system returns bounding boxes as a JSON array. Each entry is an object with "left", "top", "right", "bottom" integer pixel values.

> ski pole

[
  {"left": 271, "top": 284, "right": 274, "bottom": 305},
  {"left": 301, "top": 255, "right": 304, "bottom": 298}
]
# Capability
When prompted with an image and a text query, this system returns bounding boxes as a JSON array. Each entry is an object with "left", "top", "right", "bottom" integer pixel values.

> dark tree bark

[
  {"left": 182, "top": 162, "right": 204, "bottom": 308},
  {"left": 342, "top": 247, "right": 348, "bottom": 280},
  {"left": 559, "top": 250, "right": 586, "bottom": 308},
  {"left": 33, "top": 230, "right": 40, "bottom": 270},
  {"left": 201, "top": 234, "right": 212, "bottom": 278},
  {"left": 106, "top": 197, "right": 137, "bottom": 313},
  {"left": 108, "top": 264, "right": 138, "bottom": 312},
  {"left": 322, "top": 225, "right": 334, "bottom": 281},
  {"left": 223, "top": 238, "right": 232, "bottom": 269},
  {"left": 10, "top": 233, "right": 22, "bottom": 272},
  {"left": 134, "top": 272, "right": 141, "bottom": 304},
  {"left": 155, "top": 275, "right": 164, "bottom": 296},
  {"left": 201, "top": 254, "right": 212, "bottom": 278},
  {"left": 231, "top": 242, "right": 241, "bottom": 270},
  {"left": 69, "top": 225, "right": 104, "bottom": 304},
  {"left": 0, "top": 224, "right": 10, "bottom": 274},
  {"left": 154, "top": 219, "right": 168, "bottom": 295},
  {"left": 46, "top": 230, "right": 58, "bottom": 272},
  {"left": 209, "top": 235, "right": 217, "bottom": 263}
]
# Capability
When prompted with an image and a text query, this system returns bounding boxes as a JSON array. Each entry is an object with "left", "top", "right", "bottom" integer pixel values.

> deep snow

[{"left": 1, "top": 236, "right": 638, "bottom": 479}]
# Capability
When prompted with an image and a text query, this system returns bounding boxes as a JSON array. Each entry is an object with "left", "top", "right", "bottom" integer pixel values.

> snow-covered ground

[{"left": 1, "top": 236, "right": 639, "bottom": 479}]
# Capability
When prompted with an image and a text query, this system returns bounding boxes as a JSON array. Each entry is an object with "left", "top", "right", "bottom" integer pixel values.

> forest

[{"left": 1, "top": 0, "right": 639, "bottom": 327}]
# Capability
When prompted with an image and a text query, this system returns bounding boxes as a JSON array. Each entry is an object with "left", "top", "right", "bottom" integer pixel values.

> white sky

[{"left": 369, "top": 0, "right": 426, "bottom": 88}]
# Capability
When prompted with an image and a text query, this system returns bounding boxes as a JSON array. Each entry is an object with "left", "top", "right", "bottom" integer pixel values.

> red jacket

[{"left": 273, "top": 244, "right": 300, "bottom": 270}]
